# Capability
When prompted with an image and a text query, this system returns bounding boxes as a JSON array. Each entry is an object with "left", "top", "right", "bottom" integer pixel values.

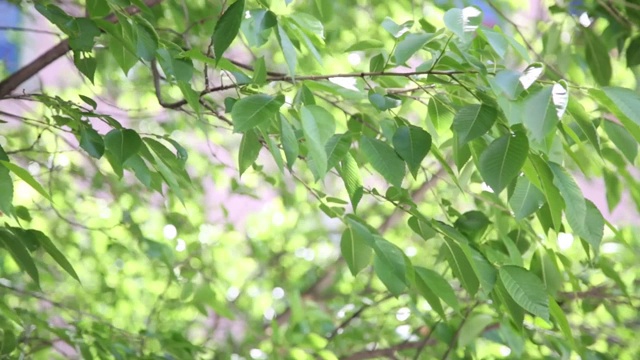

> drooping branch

[{"left": 0, "top": 0, "right": 164, "bottom": 98}]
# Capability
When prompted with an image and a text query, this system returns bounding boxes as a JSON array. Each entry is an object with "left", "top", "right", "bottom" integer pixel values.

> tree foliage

[{"left": 0, "top": 0, "right": 639, "bottom": 359}]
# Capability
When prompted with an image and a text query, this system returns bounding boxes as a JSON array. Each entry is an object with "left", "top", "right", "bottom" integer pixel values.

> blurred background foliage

[{"left": 0, "top": 0, "right": 640, "bottom": 359}]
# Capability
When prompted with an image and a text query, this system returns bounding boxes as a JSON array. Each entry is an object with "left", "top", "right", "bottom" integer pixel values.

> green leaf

[
  {"left": 509, "top": 176, "right": 544, "bottom": 220},
  {"left": 346, "top": 39, "right": 385, "bottom": 52},
  {"left": 595, "top": 87, "right": 640, "bottom": 144},
  {"left": 408, "top": 216, "right": 436, "bottom": 241},
  {"left": 584, "top": 29, "right": 612, "bottom": 86},
  {"left": 238, "top": 130, "right": 261, "bottom": 176},
  {"left": 443, "top": 7, "right": 482, "bottom": 42},
  {"left": 280, "top": 114, "right": 299, "bottom": 168},
  {"left": 104, "top": 129, "right": 142, "bottom": 175},
  {"left": 603, "top": 120, "right": 638, "bottom": 162},
  {"left": 106, "top": 23, "right": 138, "bottom": 75},
  {"left": 31, "top": 230, "right": 80, "bottom": 282},
  {"left": 549, "top": 297, "right": 575, "bottom": 349},
  {"left": 0, "top": 145, "right": 13, "bottom": 215},
  {"left": 0, "top": 161, "right": 52, "bottom": 202},
  {"left": 79, "top": 125, "right": 104, "bottom": 159},
  {"left": 87, "top": 0, "right": 110, "bottom": 17},
  {"left": 626, "top": 36, "right": 640, "bottom": 67},
  {"left": 73, "top": 51, "right": 97, "bottom": 83},
  {"left": 381, "top": 17, "right": 414, "bottom": 38},
  {"left": 603, "top": 168, "right": 622, "bottom": 211},
  {"left": 325, "top": 134, "right": 351, "bottom": 171},
  {"left": 441, "top": 236, "right": 479, "bottom": 296},
  {"left": 530, "top": 248, "right": 562, "bottom": 296},
  {"left": 301, "top": 105, "right": 336, "bottom": 180},
  {"left": 212, "top": 0, "right": 245, "bottom": 62},
  {"left": 368, "top": 91, "right": 402, "bottom": 111},
  {"left": 0, "top": 228, "right": 39, "bottom": 286},
  {"left": 582, "top": 200, "right": 604, "bottom": 255},
  {"left": 526, "top": 156, "right": 563, "bottom": 230},
  {"left": 392, "top": 125, "right": 431, "bottom": 179},
  {"left": 338, "top": 152, "right": 363, "bottom": 212},
  {"left": 415, "top": 268, "right": 446, "bottom": 318},
  {"left": 523, "top": 86, "right": 560, "bottom": 141},
  {"left": 372, "top": 238, "right": 407, "bottom": 295},
  {"left": 394, "top": 33, "right": 436, "bottom": 64},
  {"left": 276, "top": 24, "right": 297, "bottom": 77},
  {"left": 341, "top": 226, "right": 372, "bottom": 276},
  {"left": 370, "top": 53, "right": 385, "bottom": 72},
  {"left": 68, "top": 18, "right": 101, "bottom": 52},
  {"left": 454, "top": 211, "right": 490, "bottom": 242},
  {"left": 478, "top": 131, "right": 529, "bottom": 194},
  {"left": 549, "top": 162, "right": 586, "bottom": 235},
  {"left": 499, "top": 265, "right": 549, "bottom": 321},
  {"left": 253, "top": 56, "right": 267, "bottom": 85},
  {"left": 458, "top": 314, "right": 494, "bottom": 349},
  {"left": 231, "top": 94, "right": 284, "bottom": 132},
  {"left": 360, "top": 136, "right": 406, "bottom": 187},
  {"left": 415, "top": 267, "right": 459, "bottom": 311},
  {"left": 260, "top": 129, "right": 284, "bottom": 172},
  {"left": 134, "top": 21, "right": 158, "bottom": 61},
  {"left": 452, "top": 104, "right": 497, "bottom": 145}
]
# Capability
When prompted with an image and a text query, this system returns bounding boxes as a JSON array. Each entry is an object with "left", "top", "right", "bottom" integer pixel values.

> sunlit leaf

[
  {"left": 499, "top": 265, "right": 549, "bottom": 321},
  {"left": 478, "top": 131, "right": 529, "bottom": 194}
]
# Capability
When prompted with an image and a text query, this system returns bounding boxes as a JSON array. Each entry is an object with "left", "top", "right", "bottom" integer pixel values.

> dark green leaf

[
  {"left": 584, "top": 29, "right": 612, "bottom": 86},
  {"left": 104, "top": 129, "right": 142, "bottom": 175},
  {"left": 0, "top": 161, "right": 52, "bottom": 202},
  {"left": 212, "top": 0, "right": 244, "bottom": 62},
  {"left": 338, "top": 152, "right": 363, "bottom": 212},
  {"left": 626, "top": 36, "right": 640, "bottom": 67},
  {"left": 238, "top": 130, "right": 261, "bottom": 176},
  {"left": 392, "top": 125, "right": 431, "bottom": 179},
  {"left": 0, "top": 228, "right": 39, "bottom": 286},
  {"left": 80, "top": 125, "right": 104, "bottom": 159},
  {"left": 32, "top": 230, "right": 80, "bottom": 282},
  {"left": 408, "top": 216, "right": 436, "bottom": 241}
]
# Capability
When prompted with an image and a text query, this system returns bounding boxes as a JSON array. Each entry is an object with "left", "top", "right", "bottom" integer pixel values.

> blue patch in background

[{"left": 0, "top": 0, "right": 21, "bottom": 73}]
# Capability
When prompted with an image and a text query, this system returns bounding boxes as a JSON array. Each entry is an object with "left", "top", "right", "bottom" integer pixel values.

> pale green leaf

[
  {"left": 499, "top": 265, "right": 549, "bottom": 321},
  {"left": 301, "top": 105, "right": 336, "bottom": 180},
  {"left": 0, "top": 161, "right": 52, "bottom": 202},
  {"left": 360, "top": 136, "right": 405, "bottom": 187},
  {"left": 478, "top": 131, "right": 529, "bottom": 194},
  {"left": 452, "top": 104, "right": 497, "bottom": 145},
  {"left": 394, "top": 33, "right": 436, "bottom": 64},
  {"left": 509, "top": 176, "right": 544, "bottom": 220},
  {"left": 231, "top": 94, "right": 284, "bottom": 132},
  {"left": 341, "top": 226, "right": 372, "bottom": 276},
  {"left": 276, "top": 24, "right": 297, "bottom": 77}
]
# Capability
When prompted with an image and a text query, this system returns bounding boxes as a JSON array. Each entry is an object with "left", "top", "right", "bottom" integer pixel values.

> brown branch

[
  {"left": 0, "top": 0, "right": 164, "bottom": 97},
  {"left": 162, "top": 69, "right": 477, "bottom": 109},
  {"left": 341, "top": 339, "right": 437, "bottom": 360}
]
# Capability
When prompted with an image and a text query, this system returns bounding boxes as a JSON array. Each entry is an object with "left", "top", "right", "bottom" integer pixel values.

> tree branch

[{"left": 0, "top": 0, "right": 164, "bottom": 98}]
